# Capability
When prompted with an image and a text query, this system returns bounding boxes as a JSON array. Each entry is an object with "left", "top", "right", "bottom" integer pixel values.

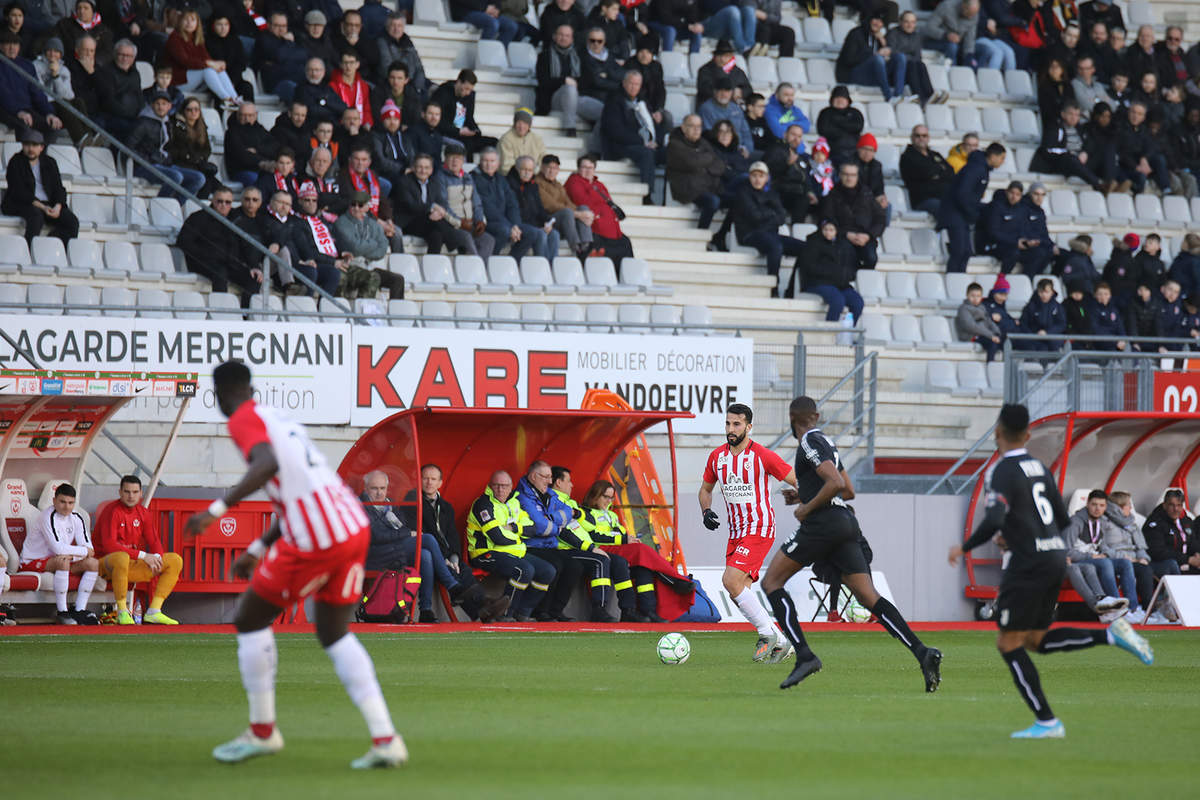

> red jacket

[
  {"left": 165, "top": 31, "right": 213, "bottom": 87},
  {"left": 565, "top": 173, "right": 622, "bottom": 239},
  {"left": 94, "top": 501, "right": 165, "bottom": 559},
  {"left": 330, "top": 70, "right": 374, "bottom": 128}
]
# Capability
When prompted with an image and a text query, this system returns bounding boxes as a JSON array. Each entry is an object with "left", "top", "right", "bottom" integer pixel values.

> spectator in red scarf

[
  {"left": 564, "top": 152, "right": 634, "bottom": 268},
  {"left": 329, "top": 49, "right": 372, "bottom": 128},
  {"left": 54, "top": 0, "right": 113, "bottom": 65},
  {"left": 340, "top": 145, "right": 402, "bottom": 252},
  {"left": 256, "top": 146, "right": 300, "bottom": 204}
]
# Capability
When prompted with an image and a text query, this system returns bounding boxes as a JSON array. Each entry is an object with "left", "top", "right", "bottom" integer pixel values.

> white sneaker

[
  {"left": 1095, "top": 596, "right": 1128, "bottom": 612},
  {"left": 1146, "top": 611, "right": 1172, "bottom": 625},
  {"left": 213, "top": 728, "right": 284, "bottom": 763},
  {"left": 1098, "top": 607, "right": 1126, "bottom": 624},
  {"left": 1124, "top": 608, "right": 1146, "bottom": 625},
  {"left": 350, "top": 735, "right": 408, "bottom": 769}
]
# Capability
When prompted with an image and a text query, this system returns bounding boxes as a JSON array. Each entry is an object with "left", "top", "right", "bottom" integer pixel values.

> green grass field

[{"left": 2, "top": 629, "right": 1196, "bottom": 799}]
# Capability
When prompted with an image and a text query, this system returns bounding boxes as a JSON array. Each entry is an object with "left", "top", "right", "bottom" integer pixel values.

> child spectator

[
  {"left": 983, "top": 274, "right": 1018, "bottom": 340},
  {"left": 1089, "top": 282, "right": 1127, "bottom": 350},
  {"left": 1125, "top": 282, "right": 1164, "bottom": 350},
  {"left": 1063, "top": 280, "right": 1092, "bottom": 338},
  {"left": 1133, "top": 232, "right": 1165, "bottom": 291},
  {"left": 143, "top": 62, "right": 184, "bottom": 114},
  {"left": 1018, "top": 278, "right": 1067, "bottom": 352},
  {"left": 956, "top": 281, "right": 1003, "bottom": 361},
  {"left": 815, "top": 85, "right": 863, "bottom": 165},
  {"left": 1102, "top": 232, "right": 1138, "bottom": 310},
  {"left": 1059, "top": 234, "right": 1099, "bottom": 293}
]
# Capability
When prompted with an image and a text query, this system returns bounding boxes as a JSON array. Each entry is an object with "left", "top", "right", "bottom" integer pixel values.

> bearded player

[
  {"left": 184, "top": 361, "right": 406, "bottom": 768},
  {"left": 699, "top": 403, "right": 796, "bottom": 663}
]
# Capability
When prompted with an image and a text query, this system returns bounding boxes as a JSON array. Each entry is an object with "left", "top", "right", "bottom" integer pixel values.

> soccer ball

[
  {"left": 845, "top": 598, "right": 873, "bottom": 623},
  {"left": 657, "top": 632, "right": 691, "bottom": 665}
]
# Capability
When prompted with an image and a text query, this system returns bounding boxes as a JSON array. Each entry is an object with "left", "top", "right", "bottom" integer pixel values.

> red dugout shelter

[{"left": 960, "top": 411, "right": 1200, "bottom": 613}]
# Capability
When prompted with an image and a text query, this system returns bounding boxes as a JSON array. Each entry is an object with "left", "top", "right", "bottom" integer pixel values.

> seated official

[
  {"left": 466, "top": 470, "right": 556, "bottom": 622},
  {"left": 361, "top": 469, "right": 483, "bottom": 622},
  {"left": 93, "top": 475, "right": 182, "bottom": 625},
  {"left": 21, "top": 483, "right": 99, "bottom": 624},
  {"left": 516, "top": 460, "right": 615, "bottom": 623},
  {"left": 401, "top": 463, "right": 477, "bottom": 593},
  {"left": 1143, "top": 488, "right": 1200, "bottom": 578}
]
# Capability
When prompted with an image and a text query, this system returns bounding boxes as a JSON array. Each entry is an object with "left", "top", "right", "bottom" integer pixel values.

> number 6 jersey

[
  {"left": 964, "top": 447, "right": 1071, "bottom": 568},
  {"left": 703, "top": 441, "right": 792, "bottom": 540}
]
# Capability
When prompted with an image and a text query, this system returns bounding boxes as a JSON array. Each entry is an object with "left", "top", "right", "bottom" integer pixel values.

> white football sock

[
  {"left": 1, "top": 571, "right": 10, "bottom": 594},
  {"left": 237, "top": 628, "right": 278, "bottom": 725},
  {"left": 325, "top": 633, "right": 396, "bottom": 741},
  {"left": 53, "top": 570, "right": 69, "bottom": 612},
  {"left": 733, "top": 588, "right": 777, "bottom": 637},
  {"left": 74, "top": 571, "right": 98, "bottom": 611}
]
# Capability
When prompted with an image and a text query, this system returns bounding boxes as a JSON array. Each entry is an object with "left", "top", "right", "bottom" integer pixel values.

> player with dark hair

[
  {"left": 699, "top": 403, "right": 798, "bottom": 663},
  {"left": 949, "top": 403, "right": 1153, "bottom": 739},
  {"left": 762, "top": 396, "right": 943, "bottom": 691},
  {"left": 184, "top": 361, "right": 406, "bottom": 768}
]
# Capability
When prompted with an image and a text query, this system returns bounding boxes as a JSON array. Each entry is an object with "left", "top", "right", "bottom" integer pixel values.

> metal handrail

[{"left": 0, "top": 51, "right": 347, "bottom": 312}]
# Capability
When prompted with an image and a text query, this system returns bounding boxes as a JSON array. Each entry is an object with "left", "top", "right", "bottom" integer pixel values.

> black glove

[{"left": 702, "top": 509, "right": 720, "bottom": 530}]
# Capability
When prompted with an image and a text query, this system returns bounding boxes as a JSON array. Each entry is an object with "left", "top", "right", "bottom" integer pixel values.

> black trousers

[
  {"left": 3, "top": 202, "right": 79, "bottom": 244},
  {"left": 407, "top": 216, "right": 460, "bottom": 255},
  {"left": 1030, "top": 150, "right": 1101, "bottom": 190},
  {"left": 755, "top": 21, "right": 795, "bottom": 57},
  {"left": 530, "top": 547, "right": 613, "bottom": 615}
]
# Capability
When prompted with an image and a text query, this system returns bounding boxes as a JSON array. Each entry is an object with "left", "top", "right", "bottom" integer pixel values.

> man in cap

[
  {"left": 332, "top": 191, "right": 407, "bottom": 299},
  {"left": 128, "top": 89, "right": 205, "bottom": 200},
  {"left": 371, "top": 99, "right": 411, "bottom": 187},
  {"left": 698, "top": 74, "right": 753, "bottom": 156},
  {"left": 1, "top": 128, "right": 77, "bottom": 243},
  {"left": 289, "top": 180, "right": 347, "bottom": 296},
  {"left": 499, "top": 107, "right": 544, "bottom": 174},
  {"left": 695, "top": 39, "right": 752, "bottom": 108},
  {"left": 297, "top": 9, "right": 339, "bottom": 74}
]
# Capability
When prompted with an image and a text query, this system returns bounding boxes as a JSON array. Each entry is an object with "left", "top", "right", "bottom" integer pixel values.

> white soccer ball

[
  {"left": 657, "top": 632, "right": 691, "bottom": 665},
  {"left": 845, "top": 598, "right": 872, "bottom": 623}
]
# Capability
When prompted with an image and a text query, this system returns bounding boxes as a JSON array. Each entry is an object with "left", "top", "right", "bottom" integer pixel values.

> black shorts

[
  {"left": 779, "top": 506, "right": 870, "bottom": 576},
  {"left": 996, "top": 561, "right": 1067, "bottom": 631}
]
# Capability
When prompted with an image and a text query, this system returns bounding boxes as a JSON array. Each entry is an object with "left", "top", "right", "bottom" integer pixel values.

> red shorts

[
  {"left": 251, "top": 532, "right": 368, "bottom": 608},
  {"left": 725, "top": 533, "right": 775, "bottom": 581},
  {"left": 19, "top": 557, "right": 53, "bottom": 573}
]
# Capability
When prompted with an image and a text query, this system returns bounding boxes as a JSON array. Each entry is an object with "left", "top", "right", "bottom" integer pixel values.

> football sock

[
  {"left": 0, "top": 571, "right": 9, "bottom": 594},
  {"left": 1002, "top": 647, "right": 1055, "bottom": 722},
  {"left": 237, "top": 628, "right": 277, "bottom": 738},
  {"left": 325, "top": 633, "right": 396, "bottom": 743},
  {"left": 767, "top": 588, "right": 814, "bottom": 659},
  {"left": 74, "top": 570, "right": 98, "bottom": 611},
  {"left": 1036, "top": 627, "right": 1107, "bottom": 653},
  {"left": 872, "top": 597, "right": 928, "bottom": 661},
  {"left": 733, "top": 588, "right": 777, "bottom": 637},
  {"left": 53, "top": 570, "right": 70, "bottom": 612}
]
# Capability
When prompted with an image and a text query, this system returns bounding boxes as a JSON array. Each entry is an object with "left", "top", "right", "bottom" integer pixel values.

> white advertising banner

[
  {"left": 0, "top": 315, "right": 351, "bottom": 424},
  {"left": 0, "top": 317, "right": 753, "bottom": 432},
  {"left": 350, "top": 328, "right": 753, "bottom": 433}
]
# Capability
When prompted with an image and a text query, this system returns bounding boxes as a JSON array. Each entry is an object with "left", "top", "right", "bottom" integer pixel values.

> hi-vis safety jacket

[
  {"left": 576, "top": 506, "right": 630, "bottom": 546},
  {"left": 549, "top": 488, "right": 601, "bottom": 552},
  {"left": 467, "top": 487, "right": 531, "bottom": 560}
]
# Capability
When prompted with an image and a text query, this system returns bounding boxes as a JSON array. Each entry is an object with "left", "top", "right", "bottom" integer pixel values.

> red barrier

[{"left": 147, "top": 498, "right": 274, "bottom": 592}]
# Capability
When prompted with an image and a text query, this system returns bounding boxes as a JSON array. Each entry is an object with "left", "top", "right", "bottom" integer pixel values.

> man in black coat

[
  {"left": 898, "top": 124, "right": 953, "bottom": 216},
  {"left": 430, "top": 70, "right": 497, "bottom": 159},
  {"left": 764, "top": 123, "right": 816, "bottom": 224},
  {"left": 404, "top": 101, "right": 446, "bottom": 163},
  {"left": 938, "top": 142, "right": 1006, "bottom": 273},
  {"left": 695, "top": 39, "right": 752, "bottom": 108},
  {"left": 599, "top": 69, "right": 663, "bottom": 199},
  {"left": 1116, "top": 101, "right": 1170, "bottom": 194},
  {"left": 400, "top": 463, "right": 479, "bottom": 592},
  {"left": 1142, "top": 489, "right": 1200, "bottom": 578},
  {"left": 1, "top": 130, "right": 77, "bottom": 243},
  {"left": 539, "top": 0, "right": 587, "bottom": 45},
  {"left": 834, "top": 10, "right": 904, "bottom": 101},
  {"left": 294, "top": 56, "right": 348, "bottom": 126},
  {"left": 225, "top": 103, "right": 282, "bottom": 188},
  {"left": 798, "top": 220, "right": 864, "bottom": 321},
  {"left": 271, "top": 100, "right": 312, "bottom": 161},
  {"left": 731, "top": 161, "right": 804, "bottom": 297},
  {"left": 392, "top": 153, "right": 460, "bottom": 255},
  {"left": 820, "top": 162, "right": 885, "bottom": 270},
  {"left": 1030, "top": 101, "right": 1103, "bottom": 191},
  {"left": 178, "top": 186, "right": 261, "bottom": 296}
]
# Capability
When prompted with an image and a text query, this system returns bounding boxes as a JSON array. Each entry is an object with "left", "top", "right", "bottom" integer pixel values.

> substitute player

[
  {"left": 949, "top": 403, "right": 1153, "bottom": 739},
  {"left": 762, "top": 396, "right": 943, "bottom": 691},
  {"left": 21, "top": 483, "right": 100, "bottom": 625},
  {"left": 184, "top": 361, "right": 406, "bottom": 768},
  {"left": 699, "top": 403, "right": 796, "bottom": 663}
]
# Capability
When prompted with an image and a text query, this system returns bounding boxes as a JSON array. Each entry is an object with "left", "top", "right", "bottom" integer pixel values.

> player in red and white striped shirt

[
  {"left": 699, "top": 403, "right": 799, "bottom": 664},
  {"left": 185, "top": 361, "right": 406, "bottom": 770}
]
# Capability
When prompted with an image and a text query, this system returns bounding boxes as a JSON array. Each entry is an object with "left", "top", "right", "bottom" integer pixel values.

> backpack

[
  {"left": 675, "top": 575, "right": 721, "bottom": 623},
  {"left": 356, "top": 568, "right": 421, "bottom": 623}
]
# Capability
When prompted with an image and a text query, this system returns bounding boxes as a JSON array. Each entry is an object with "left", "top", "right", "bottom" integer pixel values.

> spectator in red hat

[
  {"left": 372, "top": 99, "right": 411, "bottom": 187},
  {"left": 850, "top": 132, "right": 890, "bottom": 226},
  {"left": 983, "top": 274, "right": 1019, "bottom": 340}
]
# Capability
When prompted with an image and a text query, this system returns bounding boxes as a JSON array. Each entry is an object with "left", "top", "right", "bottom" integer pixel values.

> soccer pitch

[{"left": 3, "top": 629, "right": 1195, "bottom": 799}]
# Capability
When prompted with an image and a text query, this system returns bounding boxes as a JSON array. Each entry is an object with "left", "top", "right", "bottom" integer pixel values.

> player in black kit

[
  {"left": 762, "top": 396, "right": 943, "bottom": 691},
  {"left": 949, "top": 403, "right": 1154, "bottom": 739}
]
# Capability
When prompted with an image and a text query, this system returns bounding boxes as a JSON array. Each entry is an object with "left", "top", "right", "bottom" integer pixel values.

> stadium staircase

[{"left": 0, "top": 0, "right": 1193, "bottom": 490}]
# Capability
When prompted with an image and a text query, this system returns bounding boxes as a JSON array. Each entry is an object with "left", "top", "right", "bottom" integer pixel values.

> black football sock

[
  {"left": 1036, "top": 627, "right": 1107, "bottom": 654},
  {"left": 871, "top": 597, "right": 928, "bottom": 662},
  {"left": 767, "top": 589, "right": 815, "bottom": 660},
  {"left": 1002, "top": 647, "right": 1055, "bottom": 722}
]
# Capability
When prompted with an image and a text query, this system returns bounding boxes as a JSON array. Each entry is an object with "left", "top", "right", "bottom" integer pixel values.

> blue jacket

[
  {"left": 1019, "top": 294, "right": 1066, "bottom": 335},
  {"left": 939, "top": 150, "right": 990, "bottom": 226},
  {"left": 1168, "top": 252, "right": 1200, "bottom": 299},
  {"left": 984, "top": 290, "right": 1018, "bottom": 335},
  {"left": 764, "top": 94, "right": 810, "bottom": 140},
  {"left": 699, "top": 97, "right": 753, "bottom": 154},
  {"left": 471, "top": 168, "right": 522, "bottom": 239},
  {"left": 1019, "top": 199, "right": 1051, "bottom": 245},
  {"left": 1059, "top": 250, "right": 1100, "bottom": 294},
  {"left": 981, "top": 192, "right": 1023, "bottom": 250},
  {"left": 1088, "top": 297, "right": 1126, "bottom": 338},
  {"left": 515, "top": 477, "right": 574, "bottom": 549},
  {"left": 0, "top": 56, "right": 51, "bottom": 117},
  {"left": 1158, "top": 297, "right": 1186, "bottom": 339}
]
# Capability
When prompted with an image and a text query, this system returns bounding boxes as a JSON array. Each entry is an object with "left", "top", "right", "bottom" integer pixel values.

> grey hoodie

[
  {"left": 955, "top": 300, "right": 1000, "bottom": 341},
  {"left": 1103, "top": 505, "right": 1151, "bottom": 562}
]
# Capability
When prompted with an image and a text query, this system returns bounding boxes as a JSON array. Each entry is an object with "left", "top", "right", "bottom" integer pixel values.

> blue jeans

[
  {"left": 1107, "top": 556, "right": 1141, "bottom": 610},
  {"left": 703, "top": 6, "right": 756, "bottom": 53},
  {"left": 847, "top": 52, "right": 906, "bottom": 100},
  {"left": 645, "top": 21, "right": 677, "bottom": 52},
  {"left": 510, "top": 223, "right": 546, "bottom": 259},
  {"left": 401, "top": 535, "right": 460, "bottom": 611},
  {"left": 232, "top": 170, "right": 257, "bottom": 187},
  {"left": 462, "top": 11, "right": 518, "bottom": 45},
  {"left": 135, "top": 163, "right": 205, "bottom": 201},
  {"left": 741, "top": 230, "right": 805, "bottom": 277},
  {"left": 807, "top": 284, "right": 865, "bottom": 321},
  {"left": 975, "top": 37, "right": 1016, "bottom": 70},
  {"left": 1078, "top": 556, "right": 1119, "bottom": 598},
  {"left": 292, "top": 259, "right": 342, "bottom": 297},
  {"left": 273, "top": 80, "right": 297, "bottom": 104},
  {"left": 915, "top": 198, "right": 940, "bottom": 217},
  {"left": 1151, "top": 558, "right": 1181, "bottom": 578},
  {"left": 694, "top": 192, "right": 721, "bottom": 228},
  {"left": 924, "top": 37, "right": 959, "bottom": 64}
]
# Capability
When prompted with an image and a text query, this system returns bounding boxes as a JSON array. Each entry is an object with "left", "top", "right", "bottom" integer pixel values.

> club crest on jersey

[{"left": 220, "top": 517, "right": 237, "bottom": 537}]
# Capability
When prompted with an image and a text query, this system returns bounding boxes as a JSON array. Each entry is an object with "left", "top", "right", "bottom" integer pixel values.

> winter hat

[
  {"left": 304, "top": 10, "right": 326, "bottom": 25},
  {"left": 1123, "top": 232, "right": 1140, "bottom": 249},
  {"left": 513, "top": 107, "right": 533, "bottom": 124},
  {"left": 813, "top": 137, "right": 830, "bottom": 157},
  {"left": 43, "top": 37, "right": 64, "bottom": 53},
  {"left": 992, "top": 274, "right": 1011, "bottom": 293},
  {"left": 297, "top": 181, "right": 318, "bottom": 199},
  {"left": 380, "top": 100, "right": 401, "bottom": 119},
  {"left": 830, "top": 85, "right": 851, "bottom": 103},
  {"left": 856, "top": 133, "right": 877, "bottom": 151}
]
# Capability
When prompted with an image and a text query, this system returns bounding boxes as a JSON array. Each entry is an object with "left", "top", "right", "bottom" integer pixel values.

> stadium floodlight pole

[{"left": 0, "top": 51, "right": 350, "bottom": 314}]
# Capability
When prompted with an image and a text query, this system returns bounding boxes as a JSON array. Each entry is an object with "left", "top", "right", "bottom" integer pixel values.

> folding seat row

[
  {"left": 924, "top": 360, "right": 1005, "bottom": 398},
  {"left": 856, "top": 270, "right": 1044, "bottom": 312},
  {"left": 0, "top": 282, "right": 222, "bottom": 318},
  {"left": 380, "top": 300, "right": 712, "bottom": 333},
  {"left": 385, "top": 254, "right": 672, "bottom": 296},
  {"left": 0, "top": 236, "right": 199, "bottom": 284}
]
